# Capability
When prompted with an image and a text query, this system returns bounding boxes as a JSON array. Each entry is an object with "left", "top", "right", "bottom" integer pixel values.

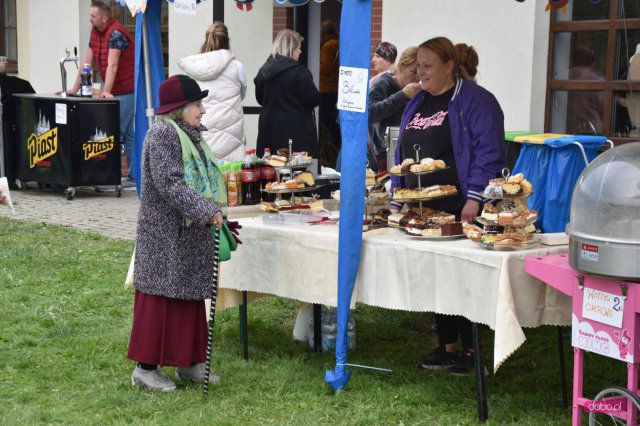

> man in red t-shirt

[{"left": 69, "top": 0, "right": 136, "bottom": 187}]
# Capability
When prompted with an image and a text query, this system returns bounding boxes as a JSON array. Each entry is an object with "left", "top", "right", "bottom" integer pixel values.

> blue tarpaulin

[
  {"left": 325, "top": 0, "right": 370, "bottom": 392},
  {"left": 132, "top": 0, "right": 165, "bottom": 194},
  {"left": 513, "top": 135, "right": 607, "bottom": 233}
]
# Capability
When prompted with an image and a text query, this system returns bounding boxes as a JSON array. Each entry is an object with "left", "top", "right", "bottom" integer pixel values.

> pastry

[
  {"left": 400, "top": 158, "right": 415, "bottom": 173},
  {"left": 365, "top": 168, "right": 376, "bottom": 185},
  {"left": 387, "top": 213, "right": 405, "bottom": 228},
  {"left": 268, "top": 155, "right": 287, "bottom": 167},
  {"left": 521, "top": 179, "right": 533, "bottom": 195},
  {"left": 295, "top": 171, "right": 315, "bottom": 187},
  {"left": 390, "top": 165, "right": 402, "bottom": 174},
  {"left": 502, "top": 182, "right": 521, "bottom": 195},
  {"left": 440, "top": 222, "right": 463, "bottom": 236},
  {"left": 507, "top": 173, "right": 524, "bottom": 183},
  {"left": 276, "top": 148, "right": 289, "bottom": 157},
  {"left": 481, "top": 204, "right": 499, "bottom": 222},
  {"left": 498, "top": 211, "right": 518, "bottom": 225}
]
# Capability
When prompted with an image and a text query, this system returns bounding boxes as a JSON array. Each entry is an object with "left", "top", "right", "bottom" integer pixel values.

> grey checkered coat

[{"left": 133, "top": 119, "right": 220, "bottom": 300}]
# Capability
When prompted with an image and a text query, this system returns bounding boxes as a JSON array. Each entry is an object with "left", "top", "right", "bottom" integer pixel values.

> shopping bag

[
  {"left": 217, "top": 222, "right": 237, "bottom": 262},
  {"left": 124, "top": 247, "right": 135, "bottom": 289}
]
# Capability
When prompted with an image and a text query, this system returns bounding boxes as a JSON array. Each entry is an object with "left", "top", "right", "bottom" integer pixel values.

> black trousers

[
  {"left": 436, "top": 313, "right": 473, "bottom": 350},
  {"left": 319, "top": 92, "right": 341, "bottom": 150}
]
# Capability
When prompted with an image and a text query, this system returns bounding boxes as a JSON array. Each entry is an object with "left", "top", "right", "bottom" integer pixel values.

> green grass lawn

[{"left": 0, "top": 217, "right": 628, "bottom": 425}]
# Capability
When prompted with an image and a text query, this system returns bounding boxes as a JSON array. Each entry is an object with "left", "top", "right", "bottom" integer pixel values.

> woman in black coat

[{"left": 254, "top": 29, "right": 320, "bottom": 158}]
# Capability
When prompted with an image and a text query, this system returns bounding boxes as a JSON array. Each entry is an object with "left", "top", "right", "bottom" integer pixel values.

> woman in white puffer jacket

[{"left": 178, "top": 22, "right": 247, "bottom": 162}]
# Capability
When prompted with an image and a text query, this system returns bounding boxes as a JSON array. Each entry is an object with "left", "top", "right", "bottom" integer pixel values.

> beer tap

[{"left": 59, "top": 47, "right": 79, "bottom": 97}]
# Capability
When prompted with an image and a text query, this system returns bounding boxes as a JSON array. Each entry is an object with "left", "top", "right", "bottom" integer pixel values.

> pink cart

[{"left": 526, "top": 253, "right": 640, "bottom": 425}]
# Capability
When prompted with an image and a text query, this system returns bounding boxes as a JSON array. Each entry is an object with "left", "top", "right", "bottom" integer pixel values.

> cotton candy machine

[{"left": 565, "top": 142, "right": 640, "bottom": 281}]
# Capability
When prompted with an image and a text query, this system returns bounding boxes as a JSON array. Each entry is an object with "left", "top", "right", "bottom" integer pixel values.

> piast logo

[
  {"left": 83, "top": 128, "right": 115, "bottom": 160},
  {"left": 28, "top": 112, "right": 58, "bottom": 169}
]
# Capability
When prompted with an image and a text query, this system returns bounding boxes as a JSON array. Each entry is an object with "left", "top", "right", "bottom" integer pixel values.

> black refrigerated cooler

[{"left": 13, "top": 94, "right": 121, "bottom": 199}]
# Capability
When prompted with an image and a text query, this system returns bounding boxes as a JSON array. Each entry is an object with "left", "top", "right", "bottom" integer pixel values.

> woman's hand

[
  {"left": 402, "top": 82, "right": 421, "bottom": 99},
  {"left": 460, "top": 199, "right": 480, "bottom": 223},
  {"left": 0, "top": 193, "right": 5, "bottom": 204},
  {"left": 209, "top": 211, "right": 223, "bottom": 228}
]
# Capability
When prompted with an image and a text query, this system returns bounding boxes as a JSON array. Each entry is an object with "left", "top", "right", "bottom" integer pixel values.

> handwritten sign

[
  {"left": 582, "top": 287, "right": 624, "bottom": 328},
  {"left": 174, "top": 0, "right": 196, "bottom": 15},
  {"left": 337, "top": 66, "right": 368, "bottom": 113}
]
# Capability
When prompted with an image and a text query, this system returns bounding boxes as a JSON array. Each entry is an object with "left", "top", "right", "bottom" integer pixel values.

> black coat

[{"left": 254, "top": 55, "right": 320, "bottom": 157}]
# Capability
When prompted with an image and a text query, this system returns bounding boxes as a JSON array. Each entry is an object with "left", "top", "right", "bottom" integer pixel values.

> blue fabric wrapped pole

[
  {"left": 133, "top": 0, "right": 165, "bottom": 195},
  {"left": 325, "top": 0, "right": 371, "bottom": 393}
]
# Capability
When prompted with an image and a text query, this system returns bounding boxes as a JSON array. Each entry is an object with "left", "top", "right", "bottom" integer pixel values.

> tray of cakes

[
  {"left": 387, "top": 208, "right": 465, "bottom": 239},
  {"left": 259, "top": 198, "right": 324, "bottom": 213},
  {"left": 476, "top": 198, "right": 538, "bottom": 227},
  {"left": 389, "top": 157, "right": 449, "bottom": 176},
  {"left": 464, "top": 223, "right": 540, "bottom": 251},
  {"left": 482, "top": 172, "right": 533, "bottom": 199},
  {"left": 267, "top": 149, "right": 313, "bottom": 170},
  {"left": 366, "top": 183, "right": 390, "bottom": 206},
  {"left": 392, "top": 185, "right": 458, "bottom": 202},
  {"left": 262, "top": 171, "right": 323, "bottom": 194}
]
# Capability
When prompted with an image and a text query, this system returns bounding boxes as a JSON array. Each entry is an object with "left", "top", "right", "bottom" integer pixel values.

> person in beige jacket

[{"left": 179, "top": 22, "right": 247, "bottom": 162}]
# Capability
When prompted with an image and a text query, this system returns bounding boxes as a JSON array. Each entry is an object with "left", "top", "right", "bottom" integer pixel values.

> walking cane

[{"left": 204, "top": 225, "right": 221, "bottom": 395}]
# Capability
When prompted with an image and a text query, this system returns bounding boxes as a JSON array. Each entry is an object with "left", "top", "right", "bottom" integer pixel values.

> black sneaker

[
  {"left": 416, "top": 347, "right": 458, "bottom": 370},
  {"left": 446, "top": 349, "right": 475, "bottom": 375}
]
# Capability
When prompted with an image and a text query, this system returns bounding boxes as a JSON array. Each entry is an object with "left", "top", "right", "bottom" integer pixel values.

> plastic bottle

[
  {"left": 241, "top": 150, "right": 259, "bottom": 205},
  {"left": 80, "top": 64, "right": 92, "bottom": 97},
  {"left": 260, "top": 148, "right": 276, "bottom": 202}
]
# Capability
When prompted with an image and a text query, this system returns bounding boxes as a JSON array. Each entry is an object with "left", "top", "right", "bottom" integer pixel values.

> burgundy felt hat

[{"left": 157, "top": 74, "right": 208, "bottom": 115}]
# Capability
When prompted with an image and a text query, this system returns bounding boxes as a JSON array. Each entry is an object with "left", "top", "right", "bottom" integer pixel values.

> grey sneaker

[
  {"left": 131, "top": 367, "right": 176, "bottom": 391},
  {"left": 175, "top": 363, "right": 220, "bottom": 384},
  {"left": 121, "top": 180, "right": 137, "bottom": 190}
]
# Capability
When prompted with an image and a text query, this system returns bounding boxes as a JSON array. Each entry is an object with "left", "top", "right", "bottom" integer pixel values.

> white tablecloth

[{"left": 222, "top": 216, "right": 571, "bottom": 371}]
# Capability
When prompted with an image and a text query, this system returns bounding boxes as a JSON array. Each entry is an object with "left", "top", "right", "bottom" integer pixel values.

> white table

[{"left": 221, "top": 216, "right": 571, "bottom": 371}]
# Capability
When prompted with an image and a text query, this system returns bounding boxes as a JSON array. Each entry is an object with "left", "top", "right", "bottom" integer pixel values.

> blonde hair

[
  {"left": 391, "top": 46, "right": 418, "bottom": 75},
  {"left": 201, "top": 22, "right": 230, "bottom": 53},
  {"left": 272, "top": 29, "right": 303, "bottom": 59}
]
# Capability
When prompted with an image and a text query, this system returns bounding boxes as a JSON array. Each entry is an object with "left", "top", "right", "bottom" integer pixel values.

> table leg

[
  {"left": 313, "top": 303, "right": 322, "bottom": 353},
  {"left": 240, "top": 291, "right": 249, "bottom": 360},
  {"left": 472, "top": 322, "right": 488, "bottom": 422},
  {"left": 557, "top": 326, "right": 568, "bottom": 409},
  {"left": 573, "top": 348, "right": 584, "bottom": 426}
]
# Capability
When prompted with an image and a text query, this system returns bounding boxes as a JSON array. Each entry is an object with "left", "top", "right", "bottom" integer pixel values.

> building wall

[
  {"left": 382, "top": 0, "right": 549, "bottom": 133},
  {"left": 17, "top": 0, "right": 86, "bottom": 94}
]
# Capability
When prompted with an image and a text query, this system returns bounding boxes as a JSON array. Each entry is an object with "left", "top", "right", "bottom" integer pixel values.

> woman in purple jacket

[{"left": 390, "top": 37, "right": 505, "bottom": 375}]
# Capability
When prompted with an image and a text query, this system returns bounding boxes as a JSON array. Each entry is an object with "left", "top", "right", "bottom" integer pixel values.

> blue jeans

[{"left": 116, "top": 93, "right": 135, "bottom": 181}]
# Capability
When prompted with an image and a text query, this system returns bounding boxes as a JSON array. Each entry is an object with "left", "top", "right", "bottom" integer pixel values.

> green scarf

[{"left": 163, "top": 118, "right": 227, "bottom": 222}]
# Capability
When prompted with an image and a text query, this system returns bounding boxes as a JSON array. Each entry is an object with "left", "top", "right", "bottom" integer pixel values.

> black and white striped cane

[{"left": 204, "top": 225, "right": 221, "bottom": 395}]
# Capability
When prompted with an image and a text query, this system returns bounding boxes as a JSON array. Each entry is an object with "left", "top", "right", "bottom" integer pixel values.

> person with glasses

[
  {"left": 390, "top": 38, "right": 505, "bottom": 375},
  {"left": 367, "top": 46, "right": 421, "bottom": 171}
]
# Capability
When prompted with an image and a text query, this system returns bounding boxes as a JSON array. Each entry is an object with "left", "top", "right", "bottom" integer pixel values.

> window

[
  {"left": 0, "top": 0, "right": 17, "bottom": 73},
  {"left": 110, "top": 0, "right": 169, "bottom": 77},
  {"left": 546, "top": 0, "right": 640, "bottom": 143}
]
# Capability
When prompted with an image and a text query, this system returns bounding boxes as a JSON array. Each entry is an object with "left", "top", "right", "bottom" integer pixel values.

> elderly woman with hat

[{"left": 127, "top": 74, "right": 237, "bottom": 391}]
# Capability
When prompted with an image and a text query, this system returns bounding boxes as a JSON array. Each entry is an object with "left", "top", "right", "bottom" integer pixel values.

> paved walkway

[
  {"left": 0, "top": 185, "right": 140, "bottom": 240},
  {"left": 0, "top": 184, "right": 261, "bottom": 240}
]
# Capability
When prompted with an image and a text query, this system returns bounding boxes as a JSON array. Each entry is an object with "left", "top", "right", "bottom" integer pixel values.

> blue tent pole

[
  {"left": 325, "top": 0, "right": 371, "bottom": 393},
  {"left": 133, "top": 0, "right": 164, "bottom": 195}
]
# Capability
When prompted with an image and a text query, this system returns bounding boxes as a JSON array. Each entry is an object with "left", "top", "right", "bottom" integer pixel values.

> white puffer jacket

[{"left": 178, "top": 49, "right": 246, "bottom": 162}]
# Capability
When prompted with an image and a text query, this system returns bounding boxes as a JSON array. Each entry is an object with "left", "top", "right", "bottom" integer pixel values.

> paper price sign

[
  {"left": 174, "top": 0, "right": 196, "bottom": 15},
  {"left": 582, "top": 287, "right": 624, "bottom": 328},
  {"left": 337, "top": 66, "right": 368, "bottom": 113}
]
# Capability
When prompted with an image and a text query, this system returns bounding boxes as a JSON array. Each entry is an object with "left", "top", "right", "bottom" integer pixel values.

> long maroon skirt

[{"left": 127, "top": 290, "right": 207, "bottom": 368}]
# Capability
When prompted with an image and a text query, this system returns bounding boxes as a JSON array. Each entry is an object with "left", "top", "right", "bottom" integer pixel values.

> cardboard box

[{"left": 309, "top": 175, "right": 340, "bottom": 199}]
